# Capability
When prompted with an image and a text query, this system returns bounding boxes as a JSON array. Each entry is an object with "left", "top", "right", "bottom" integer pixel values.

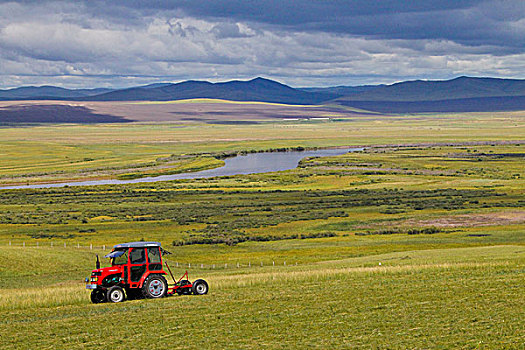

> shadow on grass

[{"left": 0, "top": 104, "right": 133, "bottom": 124}]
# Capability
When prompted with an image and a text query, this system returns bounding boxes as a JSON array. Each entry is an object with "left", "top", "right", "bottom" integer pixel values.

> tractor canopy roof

[
  {"left": 113, "top": 241, "right": 161, "bottom": 249},
  {"left": 104, "top": 250, "right": 126, "bottom": 259}
]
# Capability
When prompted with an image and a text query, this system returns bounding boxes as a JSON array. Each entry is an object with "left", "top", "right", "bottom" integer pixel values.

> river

[{"left": 0, "top": 147, "right": 363, "bottom": 190}]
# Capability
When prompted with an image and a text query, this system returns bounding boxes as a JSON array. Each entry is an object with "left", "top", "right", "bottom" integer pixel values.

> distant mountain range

[
  {"left": 0, "top": 86, "right": 114, "bottom": 100},
  {"left": 299, "top": 85, "right": 383, "bottom": 96},
  {"left": 2, "top": 76, "right": 525, "bottom": 113},
  {"left": 333, "top": 76, "right": 525, "bottom": 113},
  {"left": 84, "top": 78, "right": 336, "bottom": 105}
]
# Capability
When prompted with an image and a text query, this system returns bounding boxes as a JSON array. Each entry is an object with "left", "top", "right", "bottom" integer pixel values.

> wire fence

[
  {"left": 4, "top": 240, "right": 110, "bottom": 250},
  {"left": 1, "top": 241, "right": 299, "bottom": 270}
]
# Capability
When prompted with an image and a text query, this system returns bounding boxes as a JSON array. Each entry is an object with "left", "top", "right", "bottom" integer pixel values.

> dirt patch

[{"left": 404, "top": 211, "right": 525, "bottom": 228}]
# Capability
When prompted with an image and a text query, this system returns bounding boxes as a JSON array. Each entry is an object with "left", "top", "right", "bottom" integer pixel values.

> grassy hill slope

[{"left": 0, "top": 245, "right": 522, "bottom": 349}]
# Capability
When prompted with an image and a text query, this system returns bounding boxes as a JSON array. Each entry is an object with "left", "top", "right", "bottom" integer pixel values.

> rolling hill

[
  {"left": 336, "top": 76, "right": 525, "bottom": 102},
  {"left": 0, "top": 104, "right": 132, "bottom": 123},
  {"left": 336, "top": 95, "right": 525, "bottom": 113}
]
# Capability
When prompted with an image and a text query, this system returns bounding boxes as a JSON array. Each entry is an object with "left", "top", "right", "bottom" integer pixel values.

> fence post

[
  {"left": 176, "top": 262, "right": 179, "bottom": 267},
  {"left": 77, "top": 243, "right": 80, "bottom": 248},
  {"left": 51, "top": 242, "right": 53, "bottom": 247},
  {"left": 248, "top": 262, "right": 251, "bottom": 267},
  {"left": 188, "top": 263, "right": 191, "bottom": 268},
  {"left": 64, "top": 242, "right": 66, "bottom": 248},
  {"left": 36, "top": 242, "right": 39, "bottom": 248},
  {"left": 23, "top": 242, "right": 25, "bottom": 247},
  {"left": 225, "top": 263, "right": 227, "bottom": 269},
  {"left": 8, "top": 241, "right": 11, "bottom": 246},
  {"left": 273, "top": 261, "right": 275, "bottom": 266},
  {"left": 201, "top": 264, "right": 203, "bottom": 269},
  {"left": 237, "top": 262, "right": 239, "bottom": 268},
  {"left": 90, "top": 244, "right": 92, "bottom": 250},
  {"left": 284, "top": 261, "right": 286, "bottom": 266},
  {"left": 213, "top": 264, "right": 215, "bottom": 269},
  {"left": 261, "top": 262, "right": 263, "bottom": 267},
  {"left": 103, "top": 245, "right": 105, "bottom": 250}
]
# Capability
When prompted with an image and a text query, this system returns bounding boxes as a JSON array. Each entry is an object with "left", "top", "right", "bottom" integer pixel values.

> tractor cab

[
  {"left": 104, "top": 242, "right": 165, "bottom": 287},
  {"left": 86, "top": 241, "right": 208, "bottom": 303}
]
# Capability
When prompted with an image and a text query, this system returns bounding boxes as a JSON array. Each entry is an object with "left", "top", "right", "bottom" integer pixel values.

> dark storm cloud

[
  {"left": 0, "top": 0, "right": 524, "bottom": 88},
  {"left": 78, "top": 0, "right": 525, "bottom": 47}
]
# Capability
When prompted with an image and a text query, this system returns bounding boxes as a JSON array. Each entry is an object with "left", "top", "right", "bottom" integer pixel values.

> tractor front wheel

[
  {"left": 142, "top": 275, "right": 167, "bottom": 299},
  {"left": 192, "top": 279, "right": 209, "bottom": 295},
  {"left": 107, "top": 286, "right": 125, "bottom": 303},
  {"left": 90, "top": 290, "right": 106, "bottom": 303}
]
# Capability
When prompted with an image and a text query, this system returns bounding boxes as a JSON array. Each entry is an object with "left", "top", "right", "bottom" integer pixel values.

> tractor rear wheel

[
  {"left": 107, "top": 286, "right": 125, "bottom": 303},
  {"left": 192, "top": 279, "right": 209, "bottom": 295},
  {"left": 142, "top": 274, "right": 167, "bottom": 299},
  {"left": 90, "top": 290, "right": 106, "bottom": 303}
]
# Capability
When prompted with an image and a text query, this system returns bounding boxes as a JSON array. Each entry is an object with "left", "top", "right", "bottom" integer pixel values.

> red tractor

[{"left": 86, "top": 241, "right": 208, "bottom": 303}]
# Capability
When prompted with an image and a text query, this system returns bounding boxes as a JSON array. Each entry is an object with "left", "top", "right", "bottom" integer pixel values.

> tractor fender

[{"left": 138, "top": 271, "right": 167, "bottom": 288}]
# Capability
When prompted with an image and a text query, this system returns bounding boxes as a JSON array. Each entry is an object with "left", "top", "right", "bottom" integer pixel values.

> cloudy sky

[{"left": 0, "top": 0, "right": 524, "bottom": 88}]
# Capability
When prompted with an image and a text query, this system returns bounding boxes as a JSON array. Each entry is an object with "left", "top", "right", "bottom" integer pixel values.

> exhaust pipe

[{"left": 96, "top": 254, "right": 100, "bottom": 269}]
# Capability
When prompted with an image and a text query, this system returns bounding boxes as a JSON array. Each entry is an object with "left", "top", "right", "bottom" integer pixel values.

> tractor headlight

[{"left": 90, "top": 277, "right": 98, "bottom": 282}]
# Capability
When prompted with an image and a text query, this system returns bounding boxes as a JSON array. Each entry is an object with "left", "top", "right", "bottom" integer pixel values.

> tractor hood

[{"left": 91, "top": 266, "right": 122, "bottom": 275}]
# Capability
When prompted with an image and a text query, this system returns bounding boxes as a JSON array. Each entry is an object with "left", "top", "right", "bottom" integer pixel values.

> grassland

[
  {"left": 0, "top": 245, "right": 523, "bottom": 348},
  {"left": 0, "top": 109, "right": 523, "bottom": 348}
]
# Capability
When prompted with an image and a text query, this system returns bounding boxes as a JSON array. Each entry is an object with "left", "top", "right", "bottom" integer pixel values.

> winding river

[{"left": 0, "top": 147, "right": 362, "bottom": 190}]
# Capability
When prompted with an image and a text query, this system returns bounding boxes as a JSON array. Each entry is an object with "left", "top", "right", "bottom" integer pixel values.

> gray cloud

[
  {"left": 211, "top": 23, "right": 255, "bottom": 39},
  {"left": 76, "top": 1, "right": 524, "bottom": 46},
  {"left": 0, "top": 0, "right": 524, "bottom": 88}
]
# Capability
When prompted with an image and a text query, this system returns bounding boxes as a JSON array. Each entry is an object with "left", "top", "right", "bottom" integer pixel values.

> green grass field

[
  {"left": 0, "top": 111, "right": 523, "bottom": 348},
  {"left": 0, "top": 245, "right": 523, "bottom": 348}
]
